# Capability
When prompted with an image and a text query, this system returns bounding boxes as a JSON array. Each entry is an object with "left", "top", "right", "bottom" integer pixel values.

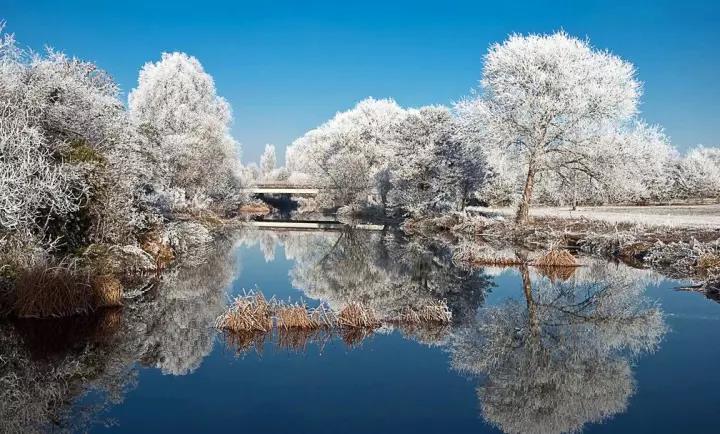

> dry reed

[
  {"left": 217, "top": 296, "right": 456, "bottom": 352},
  {"left": 390, "top": 300, "right": 452, "bottom": 325},
  {"left": 337, "top": 302, "right": 381, "bottom": 329},
  {"left": 14, "top": 265, "right": 95, "bottom": 318},
  {"left": 215, "top": 292, "right": 272, "bottom": 333},
  {"left": 532, "top": 248, "right": 579, "bottom": 267},
  {"left": 91, "top": 275, "right": 123, "bottom": 308}
]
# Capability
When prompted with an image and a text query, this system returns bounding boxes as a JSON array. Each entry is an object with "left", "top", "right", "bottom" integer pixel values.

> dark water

[{"left": 1, "top": 229, "right": 719, "bottom": 434}]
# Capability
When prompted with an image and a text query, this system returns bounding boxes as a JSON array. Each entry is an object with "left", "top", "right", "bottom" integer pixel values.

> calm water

[{"left": 1, "top": 229, "right": 719, "bottom": 434}]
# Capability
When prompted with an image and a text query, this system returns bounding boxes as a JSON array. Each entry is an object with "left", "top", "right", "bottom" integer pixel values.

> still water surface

[{"left": 1, "top": 229, "right": 719, "bottom": 433}]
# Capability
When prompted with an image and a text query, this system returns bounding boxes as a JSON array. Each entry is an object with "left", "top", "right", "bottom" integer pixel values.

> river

[{"left": 1, "top": 228, "right": 718, "bottom": 433}]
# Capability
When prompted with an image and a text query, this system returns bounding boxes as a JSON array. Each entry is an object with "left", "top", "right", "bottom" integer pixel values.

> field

[{"left": 479, "top": 204, "right": 720, "bottom": 228}]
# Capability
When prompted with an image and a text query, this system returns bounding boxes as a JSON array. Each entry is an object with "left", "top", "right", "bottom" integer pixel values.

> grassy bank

[{"left": 407, "top": 211, "right": 720, "bottom": 301}]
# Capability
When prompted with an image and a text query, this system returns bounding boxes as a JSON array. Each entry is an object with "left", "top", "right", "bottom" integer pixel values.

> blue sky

[{"left": 2, "top": 0, "right": 718, "bottom": 163}]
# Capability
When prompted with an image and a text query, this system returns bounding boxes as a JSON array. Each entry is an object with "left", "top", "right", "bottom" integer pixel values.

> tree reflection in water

[
  {"left": 449, "top": 260, "right": 667, "bottom": 434},
  {"left": 0, "top": 233, "right": 240, "bottom": 432},
  {"left": 0, "top": 229, "right": 668, "bottom": 434}
]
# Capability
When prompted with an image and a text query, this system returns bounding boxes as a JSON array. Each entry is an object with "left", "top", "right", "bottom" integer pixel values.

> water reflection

[
  {"left": 0, "top": 229, "right": 671, "bottom": 433},
  {"left": 450, "top": 261, "right": 667, "bottom": 434},
  {"left": 0, "top": 233, "right": 239, "bottom": 432}
]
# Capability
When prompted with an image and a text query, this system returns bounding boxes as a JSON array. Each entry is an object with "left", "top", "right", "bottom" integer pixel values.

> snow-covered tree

[
  {"left": 1, "top": 27, "right": 150, "bottom": 261},
  {"left": 532, "top": 121, "right": 678, "bottom": 206},
  {"left": 128, "top": 52, "right": 241, "bottom": 205},
  {"left": 286, "top": 97, "right": 406, "bottom": 207},
  {"left": 456, "top": 32, "right": 640, "bottom": 223},
  {"left": 259, "top": 144, "right": 277, "bottom": 180},
  {"left": 389, "top": 106, "right": 487, "bottom": 213},
  {"left": 675, "top": 145, "right": 720, "bottom": 201}
]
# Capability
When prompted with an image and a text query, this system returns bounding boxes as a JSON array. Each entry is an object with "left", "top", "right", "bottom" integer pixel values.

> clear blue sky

[{"left": 2, "top": 0, "right": 718, "bottom": 163}]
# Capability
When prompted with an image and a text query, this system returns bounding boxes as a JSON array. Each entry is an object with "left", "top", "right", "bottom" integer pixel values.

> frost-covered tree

[
  {"left": 532, "top": 121, "right": 678, "bottom": 206},
  {"left": 286, "top": 97, "right": 406, "bottom": 207},
  {"left": 389, "top": 106, "right": 487, "bottom": 213},
  {"left": 1, "top": 27, "right": 151, "bottom": 262},
  {"left": 456, "top": 32, "right": 640, "bottom": 223},
  {"left": 259, "top": 144, "right": 277, "bottom": 180},
  {"left": 128, "top": 52, "right": 241, "bottom": 205},
  {"left": 676, "top": 146, "right": 720, "bottom": 200}
]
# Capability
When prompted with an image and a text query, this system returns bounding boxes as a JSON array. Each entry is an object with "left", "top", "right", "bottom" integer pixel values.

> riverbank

[
  {"left": 0, "top": 208, "right": 258, "bottom": 319},
  {"left": 405, "top": 210, "right": 720, "bottom": 301}
]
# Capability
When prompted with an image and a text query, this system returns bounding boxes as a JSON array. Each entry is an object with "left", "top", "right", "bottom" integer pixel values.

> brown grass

[
  {"left": 215, "top": 293, "right": 273, "bottom": 333},
  {"left": 337, "top": 302, "right": 381, "bottom": 329},
  {"left": 532, "top": 249, "right": 579, "bottom": 267},
  {"left": 92, "top": 275, "right": 123, "bottom": 308},
  {"left": 237, "top": 203, "right": 272, "bottom": 215},
  {"left": 14, "top": 265, "right": 95, "bottom": 318},
  {"left": 698, "top": 253, "right": 720, "bottom": 271},
  {"left": 217, "top": 296, "right": 457, "bottom": 351},
  {"left": 275, "top": 303, "right": 314, "bottom": 329},
  {"left": 390, "top": 300, "right": 452, "bottom": 325}
]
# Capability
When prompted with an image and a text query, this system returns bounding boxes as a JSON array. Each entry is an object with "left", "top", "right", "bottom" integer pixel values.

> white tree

[
  {"left": 286, "top": 97, "right": 406, "bottom": 207},
  {"left": 128, "top": 52, "right": 240, "bottom": 204},
  {"left": 259, "top": 144, "right": 277, "bottom": 180},
  {"left": 676, "top": 146, "right": 720, "bottom": 201},
  {"left": 389, "top": 105, "right": 487, "bottom": 213},
  {"left": 456, "top": 32, "right": 640, "bottom": 223},
  {"left": 1, "top": 27, "right": 150, "bottom": 261}
]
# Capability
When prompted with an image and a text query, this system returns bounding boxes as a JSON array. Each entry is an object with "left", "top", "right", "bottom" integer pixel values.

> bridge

[
  {"left": 243, "top": 183, "right": 320, "bottom": 195},
  {"left": 246, "top": 219, "right": 385, "bottom": 231}
]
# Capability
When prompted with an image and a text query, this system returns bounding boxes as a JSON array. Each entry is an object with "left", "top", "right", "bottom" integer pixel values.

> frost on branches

[
  {"left": 456, "top": 31, "right": 641, "bottom": 222},
  {"left": 388, "top": 106, "right": 487, "bottom": 214},
  {"left": 0, "top": 28, "right": 150, "bottom": 263},
  {"left": 129, "top": 52, "right": 241, "bottom": 207},
  {"left": 286, "top": 98, "right": 488, "bottom": 214},
  {"left": 286, "top": 97, "right": 406, "bottom": 208}
]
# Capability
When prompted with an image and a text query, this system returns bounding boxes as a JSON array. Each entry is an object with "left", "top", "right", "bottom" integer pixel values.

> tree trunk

[
  {"left": 515, "top": 163, "right": 536, "bottom": 225},
  {"left": 519, "top": 262, "right": 539, "bottom": 336}
]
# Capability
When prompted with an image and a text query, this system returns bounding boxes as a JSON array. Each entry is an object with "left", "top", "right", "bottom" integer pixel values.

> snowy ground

[{"left": 478, "top": 204, "right": 720, "bottom": 228}]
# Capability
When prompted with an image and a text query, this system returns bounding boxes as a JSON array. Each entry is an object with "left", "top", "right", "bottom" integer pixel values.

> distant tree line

[{"left": 284, "top": 32, "right": 720, "bottom": 222}]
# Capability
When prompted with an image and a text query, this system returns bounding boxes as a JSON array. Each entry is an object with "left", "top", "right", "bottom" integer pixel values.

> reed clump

[
  {"left": 217, "top": 296, "right": 453, "bottom": 353},
  {"left": 91, "top": 274, "right": 124, "bottom": 308},
  {"left": 391, "top": 300, "right": 452, "bottom": 325},
  {"left": 337, "top": 302, "right": 381, "bottom": 329},
  {"left": 215, "top": 292, "right": 272, "bottom": 333},
  {"left": 452, "top": 244, "right": 525, "bottom": 268},
  {"left": 11, "top": 263, "right": 124, "bottom": 318},
  {"left": 532, "top": 248, "right": 579, "bottom": 267},
  {"left": 274, "top": 302, "right": 336, "bottom": 330}
]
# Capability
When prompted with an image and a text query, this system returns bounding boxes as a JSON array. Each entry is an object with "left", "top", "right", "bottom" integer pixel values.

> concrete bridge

[
  {"left": 243, "top": 183, "right": 320, "bottom": 195},
  {"left": 246, "top": 220, "right": 385, "bottom": 231}
]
